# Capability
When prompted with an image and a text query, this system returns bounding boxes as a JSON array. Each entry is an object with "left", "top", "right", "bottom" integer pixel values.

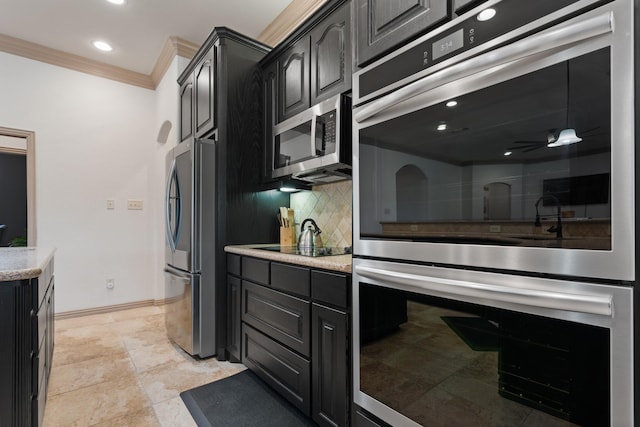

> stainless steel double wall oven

[{"left": 352, "top": 0, "right": 636, "bottom": 425}]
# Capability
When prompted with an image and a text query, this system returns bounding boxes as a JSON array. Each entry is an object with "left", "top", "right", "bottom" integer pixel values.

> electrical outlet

[
  {"left": 127, "top": 199, "right": 143, "bottom": 210},
  {"left": 106, "top": 279, "right": 115, "bottom": 289},
  {"left": 489, "top": 225, "right": 501, "bottom": 233},
  {"left": 106, "top": 199, "right": 115, "bottom": 210}
]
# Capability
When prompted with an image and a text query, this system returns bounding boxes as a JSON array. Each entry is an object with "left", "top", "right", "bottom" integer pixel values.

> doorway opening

[{"left": 0, "top": 127, "right": 36, "bottom": 246}]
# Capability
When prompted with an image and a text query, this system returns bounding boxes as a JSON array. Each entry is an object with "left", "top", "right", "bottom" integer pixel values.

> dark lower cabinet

[
  {"left": 242, "top": 323, "right": 312, "bottom": 414},
  {"left": 227, "top": 254, "right": 351, "bottom": 426},
  {"left": 312, "top": 303, "right": 349, "bottom": 427},
  {"left": 0, "top": 255, "right": 54, "bottom": 427}
]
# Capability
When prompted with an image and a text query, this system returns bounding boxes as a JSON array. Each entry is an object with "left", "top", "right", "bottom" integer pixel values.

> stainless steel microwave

[{"left": 272, "top": 94, "right": 351, "bottom": 183}]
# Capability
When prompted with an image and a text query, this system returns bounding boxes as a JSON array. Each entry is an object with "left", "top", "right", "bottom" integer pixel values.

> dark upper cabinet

[
  {"left": 194, "top": 46, "right": 216, "bottom": 138},
  {"left": 279, "top": 40, "right": 310, "bottom": 121},
  {"left": 356, "top": 0, "right": 449, "bottom": 66},
  {"left": 179, "top": 77, "right": 193, "bottom": 142},
  {"left": 266, "top": 0, "right": 352, "bottom": 124},
  {"left": 310, "top": 0, "right": 352, "bottom": 105}
]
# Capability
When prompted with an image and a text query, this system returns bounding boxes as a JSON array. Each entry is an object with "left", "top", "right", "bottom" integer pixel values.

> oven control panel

[{"left": 358, "top": 0, "right": 591, "bottom": 101}]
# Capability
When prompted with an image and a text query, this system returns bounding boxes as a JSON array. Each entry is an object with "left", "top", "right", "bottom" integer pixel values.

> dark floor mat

[
  {"left": 441, "top": 316, "right": 501, "bottom": 351},
  {"left": 180, "top": 369, "right": 317, "bottom": 427}
]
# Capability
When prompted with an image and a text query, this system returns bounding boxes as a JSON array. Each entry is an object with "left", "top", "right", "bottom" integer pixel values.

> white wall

[{"left": 0, "top": 52, "right": 186, "bottom": 313}]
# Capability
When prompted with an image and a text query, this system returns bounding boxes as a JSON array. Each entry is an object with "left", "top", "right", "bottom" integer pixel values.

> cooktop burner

[{"left": 259, "top": 245, "right": 352, "bottom": 257}]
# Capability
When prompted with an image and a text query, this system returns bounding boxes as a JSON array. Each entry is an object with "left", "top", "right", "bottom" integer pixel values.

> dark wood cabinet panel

[
  {"left": 242, "top": 280, "right": 311, "bottom": 357},
  {"left": 234, "top": 255, "right": 351, "bottom": 426},
  {"left": 356, "top": 0, "right": 449, "bottom": 66},
  {"left": 226, "top": 275, "right": 241, "bottom": 361},
  {"left": 310, "top": 1, "right": 352, "bottom": 105},
  {"left": 242, "top": 324, "right": 311, "bottom": 415},
  {"left": 242, "top": 257, "right": 270, "bottom": 286},
  {"left": 311, "top": 270, "right": 349, "bottom": 309},
  {"left": 0, "top": 258, "right": 54, "bottom": 427},
  {"left": 194, "top": 46, "right": 216, "bottom": 138},
  {"left": 179, "top": 79, "right": 194, "bottom": 142},
  {"left": 312, "top": 304, "right": 349, "bottom": 427},
  {"left": 271, "top": 262, "right": 310, "bottom": 297},
  {"left": 279, "top": 40, "right": 311, "bottom": 122}
]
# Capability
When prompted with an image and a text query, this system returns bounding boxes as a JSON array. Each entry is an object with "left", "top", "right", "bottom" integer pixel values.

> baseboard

[{"left": 55, "top": 299, "right": 166, "bottom": 320}]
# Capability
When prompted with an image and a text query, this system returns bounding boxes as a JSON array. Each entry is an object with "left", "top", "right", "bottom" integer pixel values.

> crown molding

[
  {"left": 257, "top": 0, "right": 329, "bottom": 47},
  {"left": 150, "top": 37, "right": 199, "bottom": 88},
  {"left": 0, "top": 32, "right": 155, "bottom": 89},
  {"left": 0, "top": 0, "right": 315, "bottom": 90}
]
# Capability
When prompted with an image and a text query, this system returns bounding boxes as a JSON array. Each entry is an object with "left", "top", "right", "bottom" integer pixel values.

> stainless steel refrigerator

[{"left": 164, "top": 138, "right": 216, "bottom": 357}]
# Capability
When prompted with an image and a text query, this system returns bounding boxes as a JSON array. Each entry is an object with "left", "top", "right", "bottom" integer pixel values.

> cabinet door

[
  {"left": 312, "top": 304, "right": 349, "bottom": 427},
  {"left": 194, "top": 46, "right": 216, "bottom": 138},
  {"left": 262, "top": 61, "right": 277, "bottom": 181},
  {"left": 310, "top": 1, "right": 352, "bottom": 105},
  {"left": 179, "top": 77, "right": 194, "bottom": 142},
  {"left": 356, "top": 0, "right": 449, "bottom": 66},
  {"left": 278, "top": 39, "right": 311, "bottom": 122},
  {"left": 226, "top": 275, "right": 241, "bottom": 361}
]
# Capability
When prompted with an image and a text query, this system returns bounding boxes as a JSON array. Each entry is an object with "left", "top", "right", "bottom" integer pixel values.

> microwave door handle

[{"left": 354, "top": 11, "right": 612, "bottom": 123}]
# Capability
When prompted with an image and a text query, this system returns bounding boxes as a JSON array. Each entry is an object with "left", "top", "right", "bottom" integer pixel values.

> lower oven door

[{"left": 353, "top": 258, "right": 633, "bottom": 427}]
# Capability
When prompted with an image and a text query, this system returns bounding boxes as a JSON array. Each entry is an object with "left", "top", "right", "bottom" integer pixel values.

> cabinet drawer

[
  {"left": 271, "top": 262, "right": 310, "bottom": 297},
  {"left": 227, "top": 254, "right": 241, "bottom": 276},
  {"left": 242, "top": 324, "right": 311, "bottom": 415},
  {"left": 311, "top": 270, "right": 349, "bottom": 309},
  {"left": 242, "top": 257, "right": 270, "bottom": 285},
  {"left": 242, "top": 281, "right": 311, "bottom": 357}
]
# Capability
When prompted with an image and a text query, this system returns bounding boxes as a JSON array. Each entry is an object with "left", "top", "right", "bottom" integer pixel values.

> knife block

[{"left": 280, "top": 227, "right": 295, "bottom": 247}]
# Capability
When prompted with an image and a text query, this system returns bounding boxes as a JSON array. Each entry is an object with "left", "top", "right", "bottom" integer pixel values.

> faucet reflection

[{"left": 534, "top": 195, "right": 563, "bottom": 238}]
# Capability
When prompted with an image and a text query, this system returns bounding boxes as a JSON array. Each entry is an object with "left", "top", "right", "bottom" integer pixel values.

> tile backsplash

[{"left": 290, "top": 180, "right": 352, "bottom": 248}]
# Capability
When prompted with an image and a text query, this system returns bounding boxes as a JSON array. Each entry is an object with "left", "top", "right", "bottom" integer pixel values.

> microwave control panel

[{"left": 315, "top": 110, "right": 337, "bottom": 155}]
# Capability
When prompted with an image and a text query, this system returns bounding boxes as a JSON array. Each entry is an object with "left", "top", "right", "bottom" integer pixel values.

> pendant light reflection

[
  {"left": 547, "top": 129, "right": 582, "bottom": 147},
  {"left": 548, "top": 60, "right": 582, "bottom": 147}
]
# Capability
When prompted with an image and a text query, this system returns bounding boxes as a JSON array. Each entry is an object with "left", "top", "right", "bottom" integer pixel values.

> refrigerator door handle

[
  {"left": 164, "top": 265, "right": 191, "bottom": 282},
  {"left": 165, "top": 159, "right": 179, "bottom": 253}
]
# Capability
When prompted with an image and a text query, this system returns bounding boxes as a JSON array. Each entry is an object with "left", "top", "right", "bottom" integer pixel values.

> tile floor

[{"left": 43, "top": 305, "right": 246, "bottom": 427}]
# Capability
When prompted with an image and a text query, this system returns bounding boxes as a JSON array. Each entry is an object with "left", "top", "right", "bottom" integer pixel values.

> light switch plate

[{"left": 106, "top": 199, "right": 115, "bottom": 210}]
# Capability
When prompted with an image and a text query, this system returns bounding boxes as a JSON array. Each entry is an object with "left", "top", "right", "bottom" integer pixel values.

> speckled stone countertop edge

[
  {"left": 0, "top": 247, "right": 56, "bottom": 282},
  {"left": 225, "top": 244, "right": 352, "bottom": 274}
]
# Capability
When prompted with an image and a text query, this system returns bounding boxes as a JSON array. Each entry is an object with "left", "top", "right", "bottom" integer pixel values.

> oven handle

[
  {"left": 355, "top": 265, "right": 613, "bottom": 317},
  {"left": 354, "top": 11, "right": 613, "bottom": 123}
]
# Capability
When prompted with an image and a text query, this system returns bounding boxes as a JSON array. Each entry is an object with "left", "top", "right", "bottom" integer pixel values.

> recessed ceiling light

[
  {"left": 477, "top": 8, "right": 497, "bottom": 22},
  {"left": 504, "top": 151, "right": 512, "bottom": 156},
  {"left": 106, "top": 0, "right": 127, "bottom": 5},
  {"left": 437, "top": 123, "right": 447, "bottom": 131},
  {"left": 92, "top": 40, "right": 113, "bottom": 52},
  {"left": 446, "top": 100, "right": 458, "bottom": 108}
]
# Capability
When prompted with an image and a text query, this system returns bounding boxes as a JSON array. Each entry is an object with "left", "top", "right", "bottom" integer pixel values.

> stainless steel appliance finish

[
  {"left": 353, "top": 257, "right": 634, "bottom": 427},
  {"left": 353, "top": 0, "right": 635, "bottom": 282},
  {"left": 352, "top": 0, "right": 636, "bottom": 425},
  {"left": 164, "top": 138, "right": 216, "bottom": 357},
  {"left": 272, "top": 94, "right": 351, "bottom": 183}
]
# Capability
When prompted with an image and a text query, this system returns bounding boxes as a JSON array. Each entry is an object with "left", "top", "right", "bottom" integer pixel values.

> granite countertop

[
  {"left": 0, "top": 247, "right": 56, "bottom": 281},
  {"left": 225, "top": 244, "right": 352, "bottom": 273}
]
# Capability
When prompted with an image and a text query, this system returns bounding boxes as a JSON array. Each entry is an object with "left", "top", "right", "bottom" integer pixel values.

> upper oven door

[{"left": 353, "top": 0, "right": 635, "bottom": 281}]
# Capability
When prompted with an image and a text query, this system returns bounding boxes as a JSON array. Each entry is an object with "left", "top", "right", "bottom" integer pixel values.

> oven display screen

[{"left": 432, "top": 29, "right": 464, "bottom": 61}]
